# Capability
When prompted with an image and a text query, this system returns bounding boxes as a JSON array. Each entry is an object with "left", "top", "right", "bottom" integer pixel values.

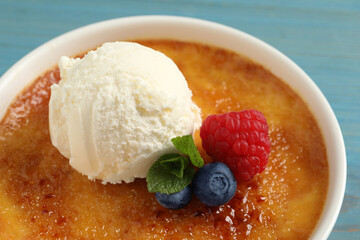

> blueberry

[
  {"left": 155, "top": 185, "right": 192, "bottom": 209},
  {"left": 192, "top": 162, "right": 237, "bottom": 207}
]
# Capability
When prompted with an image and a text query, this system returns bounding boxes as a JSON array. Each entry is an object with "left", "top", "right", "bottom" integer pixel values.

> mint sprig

[{"left": 146, "top": 135, "right": 204, "bottom": 194}]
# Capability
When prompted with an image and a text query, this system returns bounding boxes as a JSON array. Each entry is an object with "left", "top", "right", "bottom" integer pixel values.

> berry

[
  {"left": 200, "top": 110, "right": 271, "bottom": 182},
  {"left": 155, "top": 185, "right": 192, "bottom": 209},
  {"left": 192, "top": 162, "right": 237, "bottom": 207}
]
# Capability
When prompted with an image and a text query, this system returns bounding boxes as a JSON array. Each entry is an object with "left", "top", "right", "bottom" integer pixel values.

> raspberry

[{"left": 200, "top": 110, "right": 271, "bottom": 182}]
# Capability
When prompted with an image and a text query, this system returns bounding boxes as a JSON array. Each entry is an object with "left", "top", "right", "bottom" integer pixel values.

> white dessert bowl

[{"left": 0, "top": 15, "right": 346, "bottom": 240}]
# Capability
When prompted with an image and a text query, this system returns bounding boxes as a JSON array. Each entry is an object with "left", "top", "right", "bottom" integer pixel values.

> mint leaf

[
  {"left": 159, "top": 153, "right": 189, "bottom": 178},
  {"left": 146, "top": 135, "right": 204, "bottom": 195},
  {"left": 147, "top": 161, "right": 195, "bottom": 194},
  {"left": 171, "top": 135, "right": 204, "bottom": 168}
]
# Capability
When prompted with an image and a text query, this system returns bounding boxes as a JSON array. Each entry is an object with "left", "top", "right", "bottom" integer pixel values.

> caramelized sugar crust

[{"left": 0, "top": 40, "right": 328, "bottom": 239}]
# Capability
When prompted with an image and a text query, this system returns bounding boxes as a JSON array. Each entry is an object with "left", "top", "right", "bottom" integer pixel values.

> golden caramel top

[{"left": 0, "top": 40, "right": 328, "bottom": 239}]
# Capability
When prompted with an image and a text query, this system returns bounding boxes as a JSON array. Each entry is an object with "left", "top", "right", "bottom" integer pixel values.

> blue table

[{"left": 0, "top": 0, "right": 359, "bottom": 239}]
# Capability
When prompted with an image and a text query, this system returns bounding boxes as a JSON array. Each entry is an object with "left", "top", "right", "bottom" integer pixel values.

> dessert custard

[{"left": 0, "top": 40, "right": 328, "bottom": 239}]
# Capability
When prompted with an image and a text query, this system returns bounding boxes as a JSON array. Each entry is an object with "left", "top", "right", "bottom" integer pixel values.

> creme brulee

[{"left": 0, "top": 40, "right": 328, "bottom": 239}]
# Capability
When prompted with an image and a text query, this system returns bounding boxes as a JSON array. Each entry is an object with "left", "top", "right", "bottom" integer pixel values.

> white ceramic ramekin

[{"left": 0, "top": 15, "right": 346, "bottom": 239}]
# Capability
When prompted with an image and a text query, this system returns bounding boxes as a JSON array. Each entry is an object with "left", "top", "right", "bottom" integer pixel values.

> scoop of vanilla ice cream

[{"left": 49, "top": 41, "right": 201, "bottom": 184}]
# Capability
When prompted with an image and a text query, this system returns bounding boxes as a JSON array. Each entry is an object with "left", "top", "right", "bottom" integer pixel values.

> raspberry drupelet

[{"left": 200, "top": 110, "right": 271, "bottom": 182}]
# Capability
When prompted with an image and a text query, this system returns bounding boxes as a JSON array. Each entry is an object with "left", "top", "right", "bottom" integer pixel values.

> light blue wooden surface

[{"left": 0, "top": 0, "right": 359, "bottom": 239}]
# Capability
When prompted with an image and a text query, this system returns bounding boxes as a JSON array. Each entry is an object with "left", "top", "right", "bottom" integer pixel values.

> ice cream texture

[{"left": 49, "top": 41, "right": 201, "bottom": 184}]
